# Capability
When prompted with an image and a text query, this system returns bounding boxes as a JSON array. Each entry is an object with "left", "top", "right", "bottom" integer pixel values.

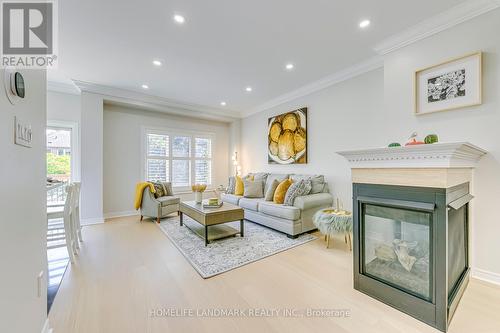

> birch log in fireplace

[{"left": 337, "top": 142, "right": 486, "bottom": 332}]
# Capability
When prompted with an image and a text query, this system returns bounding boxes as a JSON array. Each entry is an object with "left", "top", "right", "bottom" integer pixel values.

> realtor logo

[{"left": 1, "top": 1, "right": 57, "bottom": 67}]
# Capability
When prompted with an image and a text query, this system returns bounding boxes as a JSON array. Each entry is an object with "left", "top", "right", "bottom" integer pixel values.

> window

[
  {"left": 46, "top": 127, "right": 72, "bottom": 182},
  {"left": 172, "top": 136, "right": 190, "bottom": 187},
  {"left": 146, "top": 134, "right": 169, "bottom": 182},
  {"left": 145, "top": 130, "right": 213, "bottom": 189},
  {"left": 194, "top": 138, "right": 211, "bottom": 184}
]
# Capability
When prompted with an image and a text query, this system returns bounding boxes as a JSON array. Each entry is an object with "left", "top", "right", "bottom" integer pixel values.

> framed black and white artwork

[{"left": 415, "top": 52, "right": 482, "bottom": 115}]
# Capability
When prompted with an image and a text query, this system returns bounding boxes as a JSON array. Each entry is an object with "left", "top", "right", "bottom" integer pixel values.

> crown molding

[
  {"left": 47, "top": 80, "right": 81, "bottom": 95},
  {"left": 244, "top": 56, "right": 383, "bottom": 117},
  {"left": 73, "top": 80, "right": 242, "bottom": 122},
  {"left": 374, "top": 0, "right": 500, "bottom": 55}
]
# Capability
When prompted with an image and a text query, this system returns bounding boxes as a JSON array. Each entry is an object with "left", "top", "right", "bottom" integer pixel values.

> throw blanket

[{"left": 134, "top": 182, "right": 155, "bottom": 210}]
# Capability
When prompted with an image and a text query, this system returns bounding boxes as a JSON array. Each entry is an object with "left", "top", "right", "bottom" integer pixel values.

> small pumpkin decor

[
  {"left": 388, "top": 142, "right": 401, "bottom": 148},
  {"left": 424, "top": 134, "right": 439, "bottom": 144},
  {"left": 388, "top": 133, "right": 439, "bottom": 148}
]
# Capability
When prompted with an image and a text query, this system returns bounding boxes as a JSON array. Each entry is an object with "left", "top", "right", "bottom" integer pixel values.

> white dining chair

[
  {"left": 72, "top": 182, "right": 83, "bottom": 244},
  {"left": 47, "top": 184, "right": 77, "bottom": 263}
]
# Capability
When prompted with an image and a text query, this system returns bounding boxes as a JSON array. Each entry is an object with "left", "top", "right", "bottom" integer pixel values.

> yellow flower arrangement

[{"left": 191, "top": 184, "right": 207, "bottom": 192}]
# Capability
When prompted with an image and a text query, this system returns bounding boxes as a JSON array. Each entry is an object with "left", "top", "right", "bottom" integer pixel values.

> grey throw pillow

[
  {"left": 243, "top": 179, "right": 264, "bottom": 198},
  {"left": 249, "top": 172, "right": 269, "bottom": 183},
  {"left": 290, "top": 174, "right": 325, "bottom": 194},
  {"left": 311, "top": 182, "right": 325, "bottom": 194},
  {"left": 264, "top": 179, "right": 280, "bottom": 201},
  {"left": 227, "top": 176, "right": 236, "bottom": 194},
  {"left": 309, "top": 175, "right": 325, "bottom": 194},
  {"left": 264, "top": 174, "right": 289, "bottom": 193},
  {"left": 284, "top": 180, "right": 311, "bottom": 206},
  {"left": 161, "top": 182, "right": 173, "bottom": 196}
]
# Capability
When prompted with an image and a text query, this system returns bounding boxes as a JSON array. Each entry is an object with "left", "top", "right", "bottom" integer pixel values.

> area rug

[{"left": 158, "top": 216, "right": 316, "bottom": 278}]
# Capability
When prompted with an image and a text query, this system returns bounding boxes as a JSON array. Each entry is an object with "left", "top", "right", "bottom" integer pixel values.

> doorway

[{"left": 45, "top": 122, "right": 79, "bottom": 312}]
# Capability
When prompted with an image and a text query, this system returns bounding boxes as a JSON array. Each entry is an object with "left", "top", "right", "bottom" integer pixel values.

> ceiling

[{"left": 54, "top": 0, "right": 468, "bottom": 114}]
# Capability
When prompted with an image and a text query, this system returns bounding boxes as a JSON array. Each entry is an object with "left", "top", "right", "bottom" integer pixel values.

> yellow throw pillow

[
  {"left": 235, "top": 176, "right": 244, "bottom": 195},
  {"left": 273, "top": 179, "right": 292, "bottom": 204},
  {"left": 235, "top": 175, "right": 254, "bottom": 196}
]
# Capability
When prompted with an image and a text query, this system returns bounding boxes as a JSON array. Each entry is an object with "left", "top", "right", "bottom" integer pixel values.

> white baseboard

[
  {"left": 42, "top": 318, "right": 52, "bottom": 333},
  {"left": 104, "top": 210, "right": 139, "bottom": 219},
  {"left": 80, "top": 217, "right": 105, "bottom": 225},
  {"left": 472, "top": 267, "right": 500, "bottom": 286}
]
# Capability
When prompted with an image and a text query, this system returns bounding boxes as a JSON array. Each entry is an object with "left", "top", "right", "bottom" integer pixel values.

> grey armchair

[{"left": 140, "top": 187, "right": 180, "bottom": 223}]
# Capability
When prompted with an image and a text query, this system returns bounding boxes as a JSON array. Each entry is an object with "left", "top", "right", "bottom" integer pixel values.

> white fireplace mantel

[
  {"left": 337, "top": 142, "right": 487, "bottom": 188},
  {"left": 337, "top": 142, "right": 487, "bottom": 169}
]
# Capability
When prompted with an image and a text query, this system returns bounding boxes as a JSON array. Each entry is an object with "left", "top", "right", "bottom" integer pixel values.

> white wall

[
  {"left": 103, "top": 104, "right": 230, "bottom": 217},
  {"left": 241, "top": 9, "right": 500, "bottom": 280},
  {"left": 80, "top": 92, "right": 104, "bottom": 224},
  {"left": 47, "top": 90, "right": 82, "bottom": 180},
  {"left": 0, "top": 69, "right": 48, "bottom": 332},
  {"left": 228, "top": 119, "right": 241, "bottom": 176},
  {"left": 47, "top": 90, "right": 80, "bottom": 123},
  {"left": 241, "top": 68, "right": 385, "bottom": 209},
  {"left": 383, "top": 9, "right": 500, "bottom": 280}
]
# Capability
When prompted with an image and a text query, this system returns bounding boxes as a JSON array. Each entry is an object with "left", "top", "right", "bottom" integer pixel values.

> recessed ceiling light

[
  {"left": 359, "top": 19, "right": 371, "bottom": 29},
  {"left": 141, "top": 84, "right": 149, "bottom": 89},
  {"left": 220, "top": 101, "right": 227, "bottom": 106},
  {"left": 245, "top": 87, "right": 252, "bottom": 92},
  {"left": 285, "top": 63, "right": 294, "bottom": 70},
  {"left": 152, "top": 60, "right": 162, "bottom": 66},
  {"left": 173, "top": 14, "right": 185, "bottom": 24}
]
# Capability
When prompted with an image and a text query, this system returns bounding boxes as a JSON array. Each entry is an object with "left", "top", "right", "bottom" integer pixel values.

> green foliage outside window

[{"left": 47, "top": 153, "right": 71, "bottom": 175}]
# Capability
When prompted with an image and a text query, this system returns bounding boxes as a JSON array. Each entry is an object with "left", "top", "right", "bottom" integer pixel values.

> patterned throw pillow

[
  {"left": 152, "top": 182, "right": 166, "bottom": 198},
  {"left": 227, "top": 176, "right": 236, "bottom": 194},
  {"left": 302, "top": 179, "right": 312, "bottom": 196},
  {"left": 283, "top": 179, "right": 312, "bottom": 206}
]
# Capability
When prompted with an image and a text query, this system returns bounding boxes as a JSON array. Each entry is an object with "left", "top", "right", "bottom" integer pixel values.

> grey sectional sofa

[{"left": 221, "top": 173, "right": 333, "bottom": 238}]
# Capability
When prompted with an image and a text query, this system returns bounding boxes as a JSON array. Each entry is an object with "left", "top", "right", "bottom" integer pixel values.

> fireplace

[
  {"left": 361, "top": 196, "right": 433, "bottom": 301},
  {"left": 354, "top": 183, "right": 471, "bottom": 331},
  {"left": 338, "top": 143, "right": 486, "bottom": 332}
]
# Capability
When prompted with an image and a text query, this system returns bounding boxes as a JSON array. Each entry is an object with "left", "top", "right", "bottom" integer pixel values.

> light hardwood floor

[{"left": 49, "top": 215, "right": 500, "bottom": 333}]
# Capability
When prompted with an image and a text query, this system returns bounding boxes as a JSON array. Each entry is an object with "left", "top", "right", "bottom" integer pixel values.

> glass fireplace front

[
  {"left": 362, "top": 204, "right": 432, "bottom": 301},
  {"left": 354, "top": 183, "right": 472, "bottom": 332}
]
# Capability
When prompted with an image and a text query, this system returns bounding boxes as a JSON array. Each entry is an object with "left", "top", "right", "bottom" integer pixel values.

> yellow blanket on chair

[{"left": 134, "top": 182, "right": 155, "bottom": 210}]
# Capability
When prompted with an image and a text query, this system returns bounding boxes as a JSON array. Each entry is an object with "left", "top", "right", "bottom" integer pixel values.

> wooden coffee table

[{"left": 179, "top": 201, "right": 244, "bottom": 246}]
